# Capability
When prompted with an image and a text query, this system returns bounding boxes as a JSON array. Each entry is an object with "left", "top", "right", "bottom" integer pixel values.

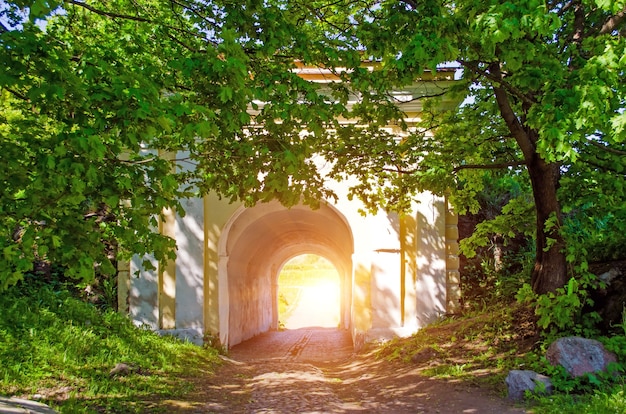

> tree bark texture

[
  {"left": 526, "top": 156, "right": 568, "bottom": 294},
  {"left": 489, "top": 65, "right": 568, "bottom": 294}
]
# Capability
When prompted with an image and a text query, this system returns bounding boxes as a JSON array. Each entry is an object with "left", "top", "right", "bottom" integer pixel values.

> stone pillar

[
  {"left": 158, "top": 150, "right": 176, "bottom": 330},
  {"left": 414, "top": 194, "right": 446, "bottom": 328},
  {"left": 159, "top": 206, "right": 177, "bottom": 330},
  {"left": 445, "top": 202, "right": 461, "bottom": 314},
  {"left": 117, "top": 260, "right": 130, "bottom": 315}
]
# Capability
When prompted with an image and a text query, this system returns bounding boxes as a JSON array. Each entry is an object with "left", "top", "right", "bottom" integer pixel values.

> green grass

[
  {"left": 528, "top": 386, "right": 626, "bottom": 413},
  {"left": 375, "top": 302, "right": 626, "bottom": 412},
  {"left": 0, "top": 279, "right": 221, "bottom": 412}
]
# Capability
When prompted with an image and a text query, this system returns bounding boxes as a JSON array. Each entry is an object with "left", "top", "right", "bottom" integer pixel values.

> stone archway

[{"left": 218, "top": 201, "right": 353, "bottom": 347}]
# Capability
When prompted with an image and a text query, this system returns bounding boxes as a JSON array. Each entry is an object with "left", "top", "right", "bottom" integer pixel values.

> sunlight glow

[{"left": 278, "top": 255, "right": 340, "bottom": 329}]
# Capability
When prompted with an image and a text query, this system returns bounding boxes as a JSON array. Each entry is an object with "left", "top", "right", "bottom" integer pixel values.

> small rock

[
  {"left": 109, "top": 363, "right": 132, "bottom": 377},
  {"left": 546, "top": 336, "right": 617, "bottom": 377},
  {"left": 598, "top": 268, "right": 621, "bottom": 284},
  {"left": 505, "top": 370, "right": 553, "bottom": 401}
]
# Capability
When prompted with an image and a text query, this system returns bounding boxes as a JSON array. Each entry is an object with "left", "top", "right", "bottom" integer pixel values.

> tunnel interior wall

[
  {"left": 122, "top": 192, "right": 454, "bottom": 349},
  {"left": 221, "top": 204, "right": 354, "bottom": 347}
]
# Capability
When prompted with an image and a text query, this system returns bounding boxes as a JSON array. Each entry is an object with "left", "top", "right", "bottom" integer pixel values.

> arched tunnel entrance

[{"left": 218, "top": 201, "right": 354, "bottom": 347}]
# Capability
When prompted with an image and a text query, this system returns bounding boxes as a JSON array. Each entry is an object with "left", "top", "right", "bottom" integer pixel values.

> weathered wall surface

[
  {"left": 128, "top": 254, "right": 159, "bottom": 329},
  {"left": 217, "top": 202, "right": 354, "bottom": 346},
  {"left": 174, "top": 196, "right": 205, "bottom": 334},
  {"left": 415, "top": 195, "right": 447, "bottom": 328},
  {"left": 121, "top": 188, "right": 457, "bottom": 348},
  {"left": 119, "top": 71, "right": 461, "bottom": 347}
]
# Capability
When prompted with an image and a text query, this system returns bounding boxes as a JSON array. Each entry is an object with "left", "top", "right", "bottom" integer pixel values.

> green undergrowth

[
  {"left": 0, "top": 279, "right": 221, "bottom": 412},
  {"left": 376, "top": 303, "right": 538, "bottom": 388},
  {"left": 375, "top": 302, "right": 626, "bottom": 413}
]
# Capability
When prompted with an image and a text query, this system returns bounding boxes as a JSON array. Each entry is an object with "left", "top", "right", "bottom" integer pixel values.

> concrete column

[
  {"left": 129, "top": 254, "right": 159, "bottom": 329},
  {"left": 203, "top": 194, "right": 223, "bottom": 339},
  {"left": 157, "top": 150, "right": 177, "bottom": 330},
  {"left": 351, "top": 258, "right": 372, "bottom": 350},
  {"left": 159, "top": 206, "right": 176, "bottom": 330},
  {"left": 271, "top": 263, "right": 279, "bottom": 330},
  {"left": 401, "top": 214, "right": 417, "bottom": 329},
  {"left": 445, "top": 201, "right": 461, "bottom": 314},
  {"left": 117, "top": 260, "right": 130, "bottom": 315},
  {"left": 174, "top": 196, "right": 205, "bottom": 335},
  {"left": 371, "top": 250, "right": 402, "bottom": 329}
]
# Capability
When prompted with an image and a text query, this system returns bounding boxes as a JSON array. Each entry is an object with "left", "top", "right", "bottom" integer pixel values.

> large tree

[
  {"left": 1, "top": 0, "right": 625, "bottom": 296},
  {"left": 296, "top": 0, "right": 626, "bottom": 294}
]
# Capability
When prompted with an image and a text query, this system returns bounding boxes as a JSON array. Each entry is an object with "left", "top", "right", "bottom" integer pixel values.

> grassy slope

[
  {"left": 1, "top": 265, "right": 624, "bottom": 413},
  {"left": 0, "top": 280, "right": 221, "bottom": 413},
  {"left": 376, "top": 302, "right": 626, "bottom": 413}
]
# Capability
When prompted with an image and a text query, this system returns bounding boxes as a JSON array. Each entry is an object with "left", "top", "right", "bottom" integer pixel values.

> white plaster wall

[
  {"left": 221, "top": 203, "right": 354, "bottom": 346},
  {"left": 414, "top": 193, "right": 447, "bottom": 328},
  {"left": 371, "top": 250, "right": 402, "bottom": 329},
  {"left": 227, "top": 254, "right": 273, "bottom": 345},
  {"left": 124, "top": 76, "right": 459, "bottom": 346},
  {"left": 175, "top": 196, "right": 205, "bottom": 329},
  {"left": 127, "top": 147, "right": 160, "bottom": 329},
  {"left": 127, "top": 165, "right": 449, "bottom": 347},
  {"left": 129, "top": 254, "right": 159, "bottom": 329},
  {"left": 204, "top": 195, "right": 239, "bottom": 345}
]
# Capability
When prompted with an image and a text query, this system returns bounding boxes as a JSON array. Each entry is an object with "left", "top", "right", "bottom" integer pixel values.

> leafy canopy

[
  {"left": 0, "top": 0, "right": 415, "bottom": 287},
  {"left": 1, "top": 0, "right": 625, "bottom": 293}
]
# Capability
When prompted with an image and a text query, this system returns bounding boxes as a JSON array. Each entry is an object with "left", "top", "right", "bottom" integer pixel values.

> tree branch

[
  {"left": 388, "top": 89, "right": 449, "bottom": 104},
  {"left": 488, "top": 62, "right": 536, "bottom": 163},
  {"left": 4, "top": 86, "right": 29, "bottom": 101},
  {"left": 68, "top": 0, "right": 151, "bottom": 23},
  {"left": 587, "top": 138, "right": 626, "bottom": 156},
  {"left": 452, "top": 161, "right": 526, "bottom": 173},
  {"left": 570, "top": 0, "right": 585, "bottom": 44},
  {"left": 600, "top": 6, "right": 626, "bottom": 35},
  {"left": 168, "top": 0, "right": 220, "bottom": 32},
  {"left": 114, "top": 157, "right": 156, "bottom": 165},
  {"left": 581, "top": 158, "right": 626, "bottom": 176},
  {"left": 459, "top": 60, "right": 537, "bottom": 106},
  {"left": 381, "top": 166, "right": 416, "bottom": 174},
  {"left": 68, "top": 0, "right": 214, "bottom": 45}
]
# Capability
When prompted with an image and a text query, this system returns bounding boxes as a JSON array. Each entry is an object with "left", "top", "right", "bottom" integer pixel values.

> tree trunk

[
  {"left": 526, "top": 156, "right": 568, "bottom": 295},
  {"left": 492, "top": 235, "right": 504, "bottom": 272},
  {"left": 489, "top": 64, "right": 568, "bottom": 294}
]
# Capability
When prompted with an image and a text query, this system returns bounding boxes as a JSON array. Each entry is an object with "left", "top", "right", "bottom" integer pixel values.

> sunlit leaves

[
  {"left": 1, "top": 0, "right": 625, "bottom": 294},
  {"left": 0, "top": 2, "right": 192, "bottom": 287}
]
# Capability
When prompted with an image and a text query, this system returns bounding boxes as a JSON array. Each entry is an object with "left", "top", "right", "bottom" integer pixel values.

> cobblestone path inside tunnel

[{"left": 165, "top": 327, "right": 529, "bottom": 414}]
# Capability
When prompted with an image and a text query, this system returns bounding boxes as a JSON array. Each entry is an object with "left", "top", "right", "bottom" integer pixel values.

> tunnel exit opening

[
  {"left": 277, "top": 254, "right": 341, "bottom": 330},
  {"left": 220, "top": 201, "right": 354, "bottom": 347}
]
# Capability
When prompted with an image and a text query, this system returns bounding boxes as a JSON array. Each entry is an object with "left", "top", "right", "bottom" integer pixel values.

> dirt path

[{"left": 164, "top": 328, "right": 529, "bottom": 413}]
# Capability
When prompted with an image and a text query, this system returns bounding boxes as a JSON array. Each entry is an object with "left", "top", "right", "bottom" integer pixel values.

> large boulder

[
  {"left": 505, "top": 370, "right": 553, "bottom": 401},
  {"left": 546, "top": 336, "right": 618, "bottom": 377}
]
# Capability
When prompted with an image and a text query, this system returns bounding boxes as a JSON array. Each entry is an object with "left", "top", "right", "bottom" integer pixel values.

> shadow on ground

[{"left": 160, "top": 327, "right": 528, "bottom": 413}]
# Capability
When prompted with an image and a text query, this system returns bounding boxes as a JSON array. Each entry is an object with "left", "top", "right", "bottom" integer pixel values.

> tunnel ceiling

[{"left": 226, "top": 203, "right": 353, "bottom": 267}]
